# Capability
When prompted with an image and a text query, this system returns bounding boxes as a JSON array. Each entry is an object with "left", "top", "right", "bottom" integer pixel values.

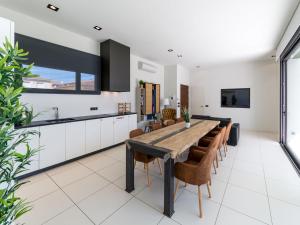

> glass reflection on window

[
  {"left": 23, "top": 65, "right": 76, "bottom": 90},
  {"left": 81, "top": 73, "right": 96, "bottom": 91}
]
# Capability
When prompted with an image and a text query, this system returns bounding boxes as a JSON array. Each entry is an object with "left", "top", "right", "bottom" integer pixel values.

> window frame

[
  {"left": 24, "top": 70, "right": 100, "bottom": 95},
  {"left": 280, "top": 25, "right": 300, "bottom": 173}
]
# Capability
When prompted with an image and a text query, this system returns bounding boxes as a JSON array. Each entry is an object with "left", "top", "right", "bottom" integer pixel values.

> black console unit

[
  {"left": 228, "top": 123, "right": 240, "bottom": 146},
  {"left": 191, "top": 115, "right": 239, "bottom": 146}
]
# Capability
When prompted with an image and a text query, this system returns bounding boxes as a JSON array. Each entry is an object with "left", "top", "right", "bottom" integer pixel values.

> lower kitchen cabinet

[
  {"left": 20, "top": 114, "right": 137, "bottom": 175},
  {"left": 85, "top": 119, "right": 101, "bottom": 153},
  {"left": 128, "top": 114, "right": 137, "bottom": 132},
  {"left": 15, "top": 127, "right": 40, "bottom": 175},
  {"left": 66, "top": 121, "right": 86, "bottom": 160},
  {"left": 39, "top": 124, "right": 66, "bottom": 169},
  {"left": 101, "top": 117, "right": 114, "bottom": 149},
  {"left": 114, "top": 116, "right": 129, "bottom": 144}
]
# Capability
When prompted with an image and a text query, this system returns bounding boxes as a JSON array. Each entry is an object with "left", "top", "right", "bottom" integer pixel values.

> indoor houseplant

[
  {"left": 182, "top": 107, "right": 190, "bottom": 128},
  {"left": 139, "top": 80, "right": 145, "bottom": 88},
  {"left": 0, "top": 38, "right": 39, "bottom": 225}
]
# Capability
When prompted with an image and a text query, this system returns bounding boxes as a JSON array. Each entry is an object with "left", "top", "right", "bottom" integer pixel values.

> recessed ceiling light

[
  {"left": 93, "top": 26, "right": 102, "bottom": 31},
  {"left": 47, "top": 4, "right": 59, "bottom": 12},
  {"left": 271, "top": 55, "right": 276, "bottom": 58},
  {"left": 168, "top": 49, "right": 173, "bottom": 52},
  {"left": 196, "top": 65, "right": 200, "bottom": 68},
  {"left": 177, "top": 54, "right": 182, "bottom": 58}
]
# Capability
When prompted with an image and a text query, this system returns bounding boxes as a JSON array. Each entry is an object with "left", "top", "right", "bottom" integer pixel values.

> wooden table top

[{"left": 130, "top": 119, "right": 220, "bottom": 158}]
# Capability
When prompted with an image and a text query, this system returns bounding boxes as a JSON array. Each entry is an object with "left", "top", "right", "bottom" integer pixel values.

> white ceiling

[{"left": 0, "top": 0, "right": 299, "bottom": 68}]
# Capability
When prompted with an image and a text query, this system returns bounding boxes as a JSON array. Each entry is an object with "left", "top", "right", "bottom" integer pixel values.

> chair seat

[{"left": 134, "top": 152, "right": 156, "bottom": 163}]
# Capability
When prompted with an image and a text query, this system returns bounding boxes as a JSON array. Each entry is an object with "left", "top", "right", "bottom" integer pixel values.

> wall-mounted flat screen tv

[{"left": 221, "top": 88, "right": 250, "bottom": 108}]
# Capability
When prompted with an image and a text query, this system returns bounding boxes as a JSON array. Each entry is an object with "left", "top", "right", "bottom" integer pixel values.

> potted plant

[
  {"left": 182, "top": 107, "right": 190, "bottom": 128},
  {"left": 0, "top": 38, "right": 39, "bottom": 225},
  {"left": 139, "top": 80, "right": 145, "bottom": 88}
]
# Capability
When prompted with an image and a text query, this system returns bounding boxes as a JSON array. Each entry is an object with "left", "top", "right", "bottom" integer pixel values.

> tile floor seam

[
  {"left": 48, "top": 170, "right": 95, "bottom": 188},
  {"left": 259, "top": 137, "right": 275, "bottom": 225},
  {"left": 77, "top": 157, "right": 119, "bottom": 173},
  {"left": 134, "top": 187, "right": 184, "bottom": 220},
  {"left": 221, "top": 205, "right": 271, "bottom": 225},
  {"left": 115, "top": 179, "right": 148, "bottom": 197},
  {"left": 71, "top": 179, "right": 111, "bottom": 205},
  {"left": 47, "top": 173, "right": 97, "bottom": 225},
  {"left": 20, "top": 173, "right": 63, "bottom": 204},
  {"left": 213, "top": 147, "right": 236, "bottom": 225},
  {"left": 267, "top": 195, "right": 300, "bottom": 208},
  {"left": 40, "top": 204, "right": 75, "bottom": 225},
  {"left": 156, "top": 214, "right": 182, "bottom": 225},
  {"left": 97, "top": 195, "right": 135, "bottom": 225},
  {"left": 227, "top": 182, "right": 267, "bottom": 196},
  {"left": 262, "top": 159, "right": 275, "bottom": 225}
]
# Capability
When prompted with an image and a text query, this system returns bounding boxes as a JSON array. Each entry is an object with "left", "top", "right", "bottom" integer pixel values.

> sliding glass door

[
  {"left": 286, "top": 42, "right": 300, "bottom": 165},
  {"left": 280, "top": 27, "right": 300, "bottom": 171}
]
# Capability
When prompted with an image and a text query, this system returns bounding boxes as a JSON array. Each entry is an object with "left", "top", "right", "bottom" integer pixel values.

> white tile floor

[{"left": 16, "top": 131, "right": 300, "bottom": 225}]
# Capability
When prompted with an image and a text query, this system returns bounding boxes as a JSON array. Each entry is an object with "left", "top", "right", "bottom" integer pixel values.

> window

[
  {"left": 80, "top": 73, "right": 96, "bottom": 91},
  {"left": 23, "top": 66, "right": 76, "bottom": 90},
  {"left": 15, "top": 33, "right": 100, "bottom": 95},
  {"left": 280, "top": 26, "right": 300, "bottom": 171},
  {"left": 286, "top": 42, "right": 300, "bottom": 165}
]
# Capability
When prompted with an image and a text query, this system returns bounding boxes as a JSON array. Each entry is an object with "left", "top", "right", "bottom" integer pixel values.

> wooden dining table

[{"left": 125, "top": 119, "right": 220, "bottom": 217}]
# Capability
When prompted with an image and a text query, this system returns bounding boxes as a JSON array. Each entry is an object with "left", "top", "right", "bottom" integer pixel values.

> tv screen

[{"left": 221, "top": 88, "right": 250, "bottom": 108}]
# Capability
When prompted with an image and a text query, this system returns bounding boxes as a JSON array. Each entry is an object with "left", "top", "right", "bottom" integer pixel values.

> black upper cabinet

[{"left": 101, "top": 39, "right": 130, "bottom": 92}]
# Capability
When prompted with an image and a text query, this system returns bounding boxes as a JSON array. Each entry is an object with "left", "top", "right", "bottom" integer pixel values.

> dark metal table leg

[
  {"left": 125, "top": 143, "right": 135, "bottom": 192},
  {"left": 163, "top": 157, "right": 175, "bottom": 217}
]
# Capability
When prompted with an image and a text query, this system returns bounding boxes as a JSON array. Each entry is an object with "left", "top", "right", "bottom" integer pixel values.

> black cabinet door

[{"left": 101, "top": 40, "right": 130, "bottom": 92}]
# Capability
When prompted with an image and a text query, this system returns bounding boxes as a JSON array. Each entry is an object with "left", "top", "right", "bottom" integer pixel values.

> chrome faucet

[{"left": 52, "top": 107, "right": 59, "bottom": 120}]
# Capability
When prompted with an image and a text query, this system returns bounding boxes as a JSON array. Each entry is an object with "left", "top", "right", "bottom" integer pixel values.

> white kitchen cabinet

[
  {"left": 85, "top": 119, "right": 101, "bottom": 153},
  {"left": 66, "top": 121, "right": 86, "bottom": 160},
  {"left": 128, "top": 114, "right": 137, "bottom": 132},
  {"left": 39, "top": 124, "right": 66, "bottom": 169},
  {"left": 113, "top": 116, "right": 129, "bottom": 144},
  {"left": 15, "top": 127, "right": 40, "bottom": 175},
  {"left": 101, "top": 117, "right": 114, "bottom": 148}
]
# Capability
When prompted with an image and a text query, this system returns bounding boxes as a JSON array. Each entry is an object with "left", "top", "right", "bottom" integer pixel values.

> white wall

[
  {"left": 190, "top": 61, "right": 280, "bottom": 132},
  {"left": 164, "top": 64, "right": 191, "bottom": 117},
  {"left": 176, "top": 65, "right": 191, "bottom": 116},
  {"left": 0, "top": 6, "right": 164, "bottom": 120},
  {"left": 276, "top": 3, "right": 300, "bottom": 59},
  {"left": 164, "top": 65, "right": 177, "bottom": 109}
]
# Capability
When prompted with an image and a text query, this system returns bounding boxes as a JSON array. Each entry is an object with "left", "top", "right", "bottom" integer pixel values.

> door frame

[
  {"left": 180, "top": 84, "right": 189, "bottom": 116},
  {"left": 280, "top": 25, "right": 300, "bottom": 172}
]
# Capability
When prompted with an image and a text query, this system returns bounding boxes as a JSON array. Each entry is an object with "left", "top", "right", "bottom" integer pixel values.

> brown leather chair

[
  {"left": 208, "top": 122, "right": 233, "bottom": 156},
  {"left": 161, "top": 108, "right": 176, "bottom": 126},
  {"left": 198, "top": 126, "right": 226, "bottom": 164},
  {"left": 129, "top": 129, "right": 162, "bottom": 186},
  {"left": 165, "top": 119, "right": 176, "bottom": 126},
  {"left": 151, "top": 122, "right": 162, "bottom": 131},
  {"left": 174, "top": 134, "right": 221, "bottom": 218}
]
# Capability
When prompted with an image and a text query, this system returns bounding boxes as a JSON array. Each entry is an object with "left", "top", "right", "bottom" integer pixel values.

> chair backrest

[
  {"left": 162, "top": 108, "right": 176, "bottom": 120},
  {"left": 197, "top": 133, "right": 221, "bottom": 183},
  {"left": 129, "top": 128, "right": 144, "bottom": 138},
  {"left": 218, "top": 127, "right": 226, "bottom": 149},
  {"left": 166, "top": 119, "right": 176, "bottom": 126},
  {"left": 224, "top": 122, "right": 233, "bottom": 142},
  {"left": 152, "top": 123, "right": 162, "bottom": 131}
]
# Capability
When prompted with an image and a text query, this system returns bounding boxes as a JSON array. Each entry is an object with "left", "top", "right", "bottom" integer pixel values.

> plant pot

[{"left": 185, "top": 122, "right": 191, "bottom": 128}]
